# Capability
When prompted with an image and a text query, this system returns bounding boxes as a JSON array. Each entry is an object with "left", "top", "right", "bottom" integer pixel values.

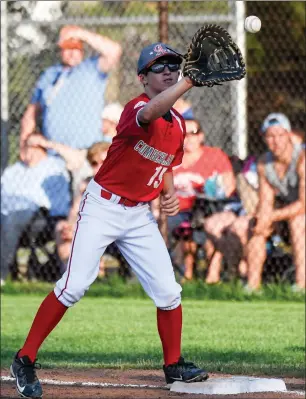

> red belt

[{"left": 100, "top": 189, "right": 140, "bottom": 207}]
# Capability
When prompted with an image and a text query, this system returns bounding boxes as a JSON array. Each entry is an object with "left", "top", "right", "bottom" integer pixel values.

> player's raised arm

[
  {"left": 135, "top": 43, "right": 193, "bottom": 125},
  {"left": 138, "top": 76, "right": 193, "bottom": 124},
  {"left": 138, "top": 26, "right": 245, "bottom": 125}
]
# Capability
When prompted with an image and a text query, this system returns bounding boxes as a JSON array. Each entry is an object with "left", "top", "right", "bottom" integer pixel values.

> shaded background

[
  {"left": 2, "top": 1, "right": 305, "bottom": 166},
  {"left": 0, "top": 1, "right": 305, "bottom": 283}
]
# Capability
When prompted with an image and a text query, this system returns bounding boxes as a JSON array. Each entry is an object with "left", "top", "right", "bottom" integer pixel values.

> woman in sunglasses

[{"left": 11, "top": 42, "right": 208, "bottom": 399}]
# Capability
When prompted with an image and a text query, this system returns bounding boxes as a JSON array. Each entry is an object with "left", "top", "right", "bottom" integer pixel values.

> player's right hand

[{"left": 160, "top": 193, "right": 180, "bottom": 216}]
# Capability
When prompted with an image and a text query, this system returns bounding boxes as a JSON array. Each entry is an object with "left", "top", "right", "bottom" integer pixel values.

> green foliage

[
  {"left": 168, "top": 1, "right": 229, "bottom": 15},
  {"left": 66, "top": 1, "right": 158, "bottom": 17},
  {"left": 246, "top": 1, "right": 305, "bottom": 71},
  {"left": 1, "top": 296, "right": 304, "bottom": 376},
  {"left": 246, "top": 1, "right": 306, "bottom": 153},
  {"left": 66, "top": 1, "right": 229, "bottom": 18}
]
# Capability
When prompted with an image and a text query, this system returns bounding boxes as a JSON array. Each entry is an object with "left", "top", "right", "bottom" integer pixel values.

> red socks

[
  {"left": 18, "top": 291, "right": 182, "bottom": 366},
  {"left": 18, "top": 291, "right": 68, "bottom": 362},
  {"left": 157, "top": 305, "right": 182, "bottom": 366}
]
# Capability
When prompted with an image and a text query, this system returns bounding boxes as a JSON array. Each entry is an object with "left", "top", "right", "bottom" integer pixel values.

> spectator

[
  {"left": 101, "top": 102, "right": 124, "bottom": 143},
  {"left": 55, "top": 142, "right": 111, "bottom": 272},
  {"left": 291, "top": 129, "right": 305, "bottom": 147},
  {"left": 26, "top": 103, "right": 123, "bottom": 195},
  {"left": 168, "top": 119, "right": 236, "bottom": 280},
  {"left": 203, "top": 156, "right": 259, "bottom": 284},
  {"left": 1, "top": 134, "right": 71, "bottom": 284},
  {"left": 86, "top": 142, "right": 111, "bottom": 174},
  {"left": 246, "top": 113, "right": 305, "bottom": 291},
  {"left": 20, "top": 25, "right": 122, "bottom": 160},
  {"left": 24, "top": 133, "right": 91, "bottom": 197}
]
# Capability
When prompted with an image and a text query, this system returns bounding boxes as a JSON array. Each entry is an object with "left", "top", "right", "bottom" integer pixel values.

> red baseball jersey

[
  {"left": 95, "top": 93, "right": 185, "bottom": 202},
  {"left": 173, "top": 146, "right": 233, "bottom": 211}
]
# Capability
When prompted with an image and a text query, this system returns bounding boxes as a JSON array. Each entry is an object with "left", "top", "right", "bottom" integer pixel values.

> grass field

[
  {"left": 1, "top": 294, "right": 305, "bottom": 377},
  {"left": 2, "top": 279, "right": 305, "bottom": 302}
]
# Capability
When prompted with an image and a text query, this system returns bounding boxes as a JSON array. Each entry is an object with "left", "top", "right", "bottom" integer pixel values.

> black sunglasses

[{"left": 148, "top": 63, "right": 180, "bottom": 74}]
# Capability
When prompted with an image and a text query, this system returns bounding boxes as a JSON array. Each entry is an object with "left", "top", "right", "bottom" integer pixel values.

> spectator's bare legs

[
  {"left": 204, "top": 212, "right": 237, "bottom": 284},
  {"left": 204, "top": 238, "right": 215, "bottom": 261},
  {"left": 55, "top": 189, "right": 86, "bottom": 274},
  {"left": 205, "top": 250, "right": 223, "bottom": 284},
  {"left": 246, "top": 234, "right": 267, "bottom": 290},
  {"left": 289, "top": 214, "right": 305, "bottom": 289},
  {"left": 238, "top": 258, "right": 248, "bottom": 279},
  {"left": 98, "top": 257, "right": 105, "bottom": 278},
  {"left": 55, "top": 220, "right": 73, "bottom": 273},
  {"left": 228, "top": 215, "right": 253, "bottom": 278},
  {"left": 182, "top": 240, "right": 197, "bottom": 280}
]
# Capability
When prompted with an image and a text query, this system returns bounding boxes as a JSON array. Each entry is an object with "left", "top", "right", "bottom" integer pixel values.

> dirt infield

[{"left": 1, "top": 368, "right": 305, "bottom": 399}]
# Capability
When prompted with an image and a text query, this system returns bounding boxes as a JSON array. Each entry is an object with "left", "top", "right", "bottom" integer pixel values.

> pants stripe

[{"left": 57, "top": 193, "right": 89, "bottom": 300}]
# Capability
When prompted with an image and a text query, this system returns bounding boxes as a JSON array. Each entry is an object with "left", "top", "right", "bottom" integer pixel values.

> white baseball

[{"left": 244, "top": 16, "right": 261, "bottom": 33}]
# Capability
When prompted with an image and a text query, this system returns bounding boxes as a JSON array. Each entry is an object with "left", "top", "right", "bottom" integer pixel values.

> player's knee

[
  {"left": 154, "top": 289, "right": 182, "bottom": 310},
  {"left": 54, "top": 285, "right": 87, "bottom": 307}
]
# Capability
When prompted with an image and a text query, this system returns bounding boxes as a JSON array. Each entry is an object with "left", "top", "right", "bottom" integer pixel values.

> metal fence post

[
  {"left": 158, "top": 1, "right": 169, "bottom": 43},
  {"left": 234, "top": 0, "right": 247, "bottom": 160},
  {"left": 1, "top": 0, "right": 9, "bottom": 172}
]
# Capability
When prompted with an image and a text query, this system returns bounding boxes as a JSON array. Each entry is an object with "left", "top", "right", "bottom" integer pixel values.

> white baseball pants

[{"left": 54, "top": 179, "right": 182, "bottom": 309}]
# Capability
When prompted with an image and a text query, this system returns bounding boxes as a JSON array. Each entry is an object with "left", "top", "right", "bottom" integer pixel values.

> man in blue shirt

[
  {"left": 1, "top": 134, "right": 71, "bottom": 284},
  {"left": 19, "top": 25, "right": 122, "bottom": 160}
]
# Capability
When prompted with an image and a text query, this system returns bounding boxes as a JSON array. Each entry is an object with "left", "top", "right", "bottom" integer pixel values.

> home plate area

[{"left": 1, "top": 369, "right": 305, "bottom": 399}]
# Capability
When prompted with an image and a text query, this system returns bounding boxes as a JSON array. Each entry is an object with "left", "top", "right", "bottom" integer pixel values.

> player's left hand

[{"left": 160, "top": 193, "right": 180, "bottom": 216}]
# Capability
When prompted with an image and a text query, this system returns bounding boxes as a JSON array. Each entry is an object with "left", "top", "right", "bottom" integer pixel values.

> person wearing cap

[
  {"left": 19, "top": 25, "right": 122, "bottom": 161},
  {"left": 246, "top": 113, "right": 305, "bottom": 291},
  {"left": 10, "top": 41, "right": 211, "bottom": 398}
]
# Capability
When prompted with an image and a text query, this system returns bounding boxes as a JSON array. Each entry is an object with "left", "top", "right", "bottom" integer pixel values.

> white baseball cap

[
  {"left": 101, "top": 103, "right": 124, "bottom": 124},
  {"left": 261, "top": 113, "right": 291, "bottom": 134}
]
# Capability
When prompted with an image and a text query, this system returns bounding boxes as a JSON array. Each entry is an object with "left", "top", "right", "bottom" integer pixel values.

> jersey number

[{"left": 147, "top": 166, "right": 167, "bottom": 188}]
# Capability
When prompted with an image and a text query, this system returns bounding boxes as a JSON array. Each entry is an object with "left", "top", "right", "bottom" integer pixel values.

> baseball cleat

[
  {"left": 10, "top": 352, "right": 43, "bottom": 398},
  {"left": 163, "top": 356, "right": 209, "bottom": 385}
]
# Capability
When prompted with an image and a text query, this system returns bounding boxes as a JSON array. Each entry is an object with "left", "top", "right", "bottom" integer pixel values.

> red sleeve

[
  {"left": 169, "top": 113, "right": 185, "bottom": 171},
  {"left": 216, "top": 149, "right": 233, "bottom": 173},
  {"left": 170, "top": 147, "right": 184, "bottom": 170},
  {"left": 117, "top": 98, "right": 160, "bottom": 137}
]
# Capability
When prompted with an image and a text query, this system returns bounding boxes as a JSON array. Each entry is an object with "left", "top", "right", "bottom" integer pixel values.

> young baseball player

[{"left": 10, "top": 42, "right": 209, "bottom": 398}]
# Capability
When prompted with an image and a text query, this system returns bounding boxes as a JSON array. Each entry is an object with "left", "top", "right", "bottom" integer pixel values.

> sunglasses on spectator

[{"left": 148, "top": 63, "right": 180, "bottom": 74}]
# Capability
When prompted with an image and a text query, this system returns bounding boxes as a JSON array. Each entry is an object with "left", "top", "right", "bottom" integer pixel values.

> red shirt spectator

[{"left": 173, "top": 120, "right": 235, "bottom": 211}]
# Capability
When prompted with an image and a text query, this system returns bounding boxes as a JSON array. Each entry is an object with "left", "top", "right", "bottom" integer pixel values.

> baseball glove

[{"left": 183, "top": 25, "right": 246, "bottom": 87}]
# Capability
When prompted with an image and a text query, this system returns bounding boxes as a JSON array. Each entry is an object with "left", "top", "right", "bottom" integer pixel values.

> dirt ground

[{"left": 1, "top": 368, "right": 305, "bottom": 399}]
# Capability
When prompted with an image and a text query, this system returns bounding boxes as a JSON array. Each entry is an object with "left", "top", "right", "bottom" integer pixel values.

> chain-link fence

[{"left": 1, "top": 1, "right": 305, "bottom": 290}]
